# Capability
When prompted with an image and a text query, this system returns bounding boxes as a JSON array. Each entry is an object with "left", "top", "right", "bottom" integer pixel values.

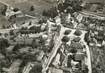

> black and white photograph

[{"left": 0, "top": 0, "right": 105, "bottom": 73}]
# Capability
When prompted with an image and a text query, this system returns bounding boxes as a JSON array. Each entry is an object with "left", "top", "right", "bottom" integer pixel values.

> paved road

[
  {"left": 83, "top": 40, "right": 92, "bottom": 73},
  {"left": 42, "top": 25, "right": 65, "bottom": 73},
  {"left": 80, "top": 30, "right": 92, "bottom": 73}
]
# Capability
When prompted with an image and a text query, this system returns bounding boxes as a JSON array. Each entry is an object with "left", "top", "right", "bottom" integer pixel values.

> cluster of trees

[
  {"left": 32, "top": 36, "right": 45, "bottom": 48},
  {"left": 0, "top": 38, "right": 43, "bottom": 73},
  {"left": 8, "top": 14, "right": 17, "bottom": 23},
  {"left": 19, "top": 26, "right": 42, "bottom": 34},
  {"left": 0, "top": 3, "right": 7, "bottom": 16},
  {"left": 84, "top": 30, "right": 105, "bottom": 45},
  {"left": 58, "top": 0, "right": 83, "bottom": 13},
  {"left": 38, "top": 18, "right": 47, "bottom": 24},
  {"left": 0, "top": 38, "right": 10, "bottom": 55},
  {"left": 42, "top": 7, "right": 58, "bottom": 18}
]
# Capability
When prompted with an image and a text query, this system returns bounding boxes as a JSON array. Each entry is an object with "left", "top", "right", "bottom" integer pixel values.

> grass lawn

[
  {"left": 9, "top": 0, "right": 57, "bottom": 17},
  {"left": 0, "top": 15, "right": 10, "bottom": 29}
]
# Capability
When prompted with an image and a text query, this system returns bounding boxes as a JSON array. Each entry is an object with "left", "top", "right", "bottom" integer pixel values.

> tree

[
  {"left": 74, "top": 29, "right": 82, "bottom": 36},
  {"left": 4, "top": 33, "right": 8, "bottom": 37},
  {"left": 64, "top": 0, "right": 83, "bottom": 13},
  {"left": 64, "top": 0, "right": 72, "bottom": 6},
  {"left": 30, "top": 6, "right": 35, "bottom": 11},
  {"left": 29, "top": 62, "right": 42, "bottom": 73},
  {"left": 8, "top": 15, "right": 16, "bottom": 23},
  {"left": 0, "top": 3, "right": 7, "bottom": 15},
  {"left": 66, "top": 6, "right": 74, "bottom": 13},
  {"left": 64, "top": 30, "right": 71, "bottom": 35},
  {"left": 9, "top": 30, "right": 14, "bottom": 36},
  {"left": 67, "top": 55, "right": 72, "bottom": 67},
  {"left": 31, "top": 38, "right": 40, "bottom": 48},
  {"left": 82, "top": 65, "right": 89, "bottom": 73},
  {"left": 73, "top": 37, "right": 81, "bottom": 42},
  {"left": 13, "top": 8, "right": 19, "bottom": 12},
  {"left": 13, "top": 44, "right": 22, "bottom": 52},
  {"left": 20, "top": 27, "right": 28, "bottom": 34},
  {"left": 70, "top": 48, "right": 77, "bottom": 53},
  {"left": 92, "top": 68, "right": 98, "bottom": 73},
  {"left": 0, "top": 38, "right": 9, "bottom": 55},
  {"left": 0, "top": 33, "right": 2, "bottom": 36},
  {"left": 56, "top": 25, "right": 61, "bottom": 35},
  {"left": 38, "top": 36, "right": 45, "bottom": 46},
  {"left": 42, "top": 10, "right": 48, "bottom": 17},
  {"left": 61, "top": 36, "right": 69, "bottom": 42},
  {"left": 70, "top": 42, "right": 83, "bottom": 49},
  {"left": 49, "top": 7, "right": 58, "bottom": 18},
  {"left": 42, "top": 7, "right": 58, "bottom": 18},
  {"left": 84, "top": 32, "right": 89, "bottom": 44},
  {"left": 58, "top": 3, "right": 65, "bottom": 12},
  {"left": 29, "top": 22, "right": 32, "bottom": 26},
  {"left": 2, "top": 25, "right": 6, "bottom": 29},
  {"left": 29, "top": 26, "right": 41, "bottom": 33},
  {"left": 48, "top": 38, "right": 54, "bottom": 53}
]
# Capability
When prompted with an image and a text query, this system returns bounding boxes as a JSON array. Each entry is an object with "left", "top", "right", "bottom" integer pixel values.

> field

[
  {"left": 0, "top": 0, "right": 57, "bottom": 17},
  {"left": 0, "top": 15, "right": 10, "bottom": 29},
  {"left": 0, "top": 0, "right": 57, "bottom": 28},
  {"left": 90, "top": 46, "right": 105, "bottom": 73}
]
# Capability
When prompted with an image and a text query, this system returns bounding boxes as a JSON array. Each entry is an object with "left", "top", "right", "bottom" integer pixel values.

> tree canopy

[
  {"left": 74, "top": 30, "right": 82, "bottom": 36},
  {"left": 61, "top": 36, "right": 70, "bottom": 42},
  {"left": 0, "top": 38, "right": 9, "bottom": 55},
  {"left": 42, "top": 7, "right": 58, "bottom": 18},
  {"left": 64, "top": 30, "right": 71, "bottom": 35}
]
